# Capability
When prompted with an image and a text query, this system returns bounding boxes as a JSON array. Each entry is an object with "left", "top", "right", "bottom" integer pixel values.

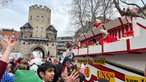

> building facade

[
  {"left": 0, "top": 28, "right": 19, "bottom": 52},
  {"left": 19, "top": 4, "right": 57, "bottom": 58},
  {"left": 57, "top": 36, "right": 74, "bottom": 55}
]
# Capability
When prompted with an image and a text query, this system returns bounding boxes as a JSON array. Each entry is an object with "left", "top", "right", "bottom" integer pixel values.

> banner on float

[
  {"left": 97, "top": 70, "right": 115, "bottom": 82},
  {"left": 77, "top": 58, "right": 88, "bottom": 64},
  {"left": 125, "top": 75, "right": 146, "bottom": 82},
  {"left": 93, "top": 58, "right": 105, "bottom": 65}
]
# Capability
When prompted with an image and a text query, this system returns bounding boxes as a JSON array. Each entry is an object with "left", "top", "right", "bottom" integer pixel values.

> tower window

[
  {"left": 30, "top": 16, "right": 32, "bottom": 20},
  {"left": 41, "top": 27, "right": 43, "bottom": 32},
  {"left": 42, "top": 16, "right": 44, "bottom": 20},
  {"left": 36, "top": 15, "right": 39, "bottom": 21},
  {"left": 48, "top": 18, "right": 49, "bottom": 23},
  {"left": 36, "top": 26, "right": 38, "bottom": 32}
]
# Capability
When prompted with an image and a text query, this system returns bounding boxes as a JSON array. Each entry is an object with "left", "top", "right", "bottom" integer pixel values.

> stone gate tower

[{"left": 19, "top": 4, "right": 57, "bottom": 58}]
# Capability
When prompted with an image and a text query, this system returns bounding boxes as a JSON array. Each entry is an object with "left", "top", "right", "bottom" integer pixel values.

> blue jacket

[{"left": 1, "top": 70, "right": 15, "bottom": 82}]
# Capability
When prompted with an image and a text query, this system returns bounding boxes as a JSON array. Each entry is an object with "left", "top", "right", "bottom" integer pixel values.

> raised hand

[
  {"left": 0, "top": 35, "right": 15, "bottom": 62},
  {"left": 64, "top": 70, "right": 79, "bottom": 82},
  {"left": 1, "top": 35, "right": 15, "bottom": 47}
]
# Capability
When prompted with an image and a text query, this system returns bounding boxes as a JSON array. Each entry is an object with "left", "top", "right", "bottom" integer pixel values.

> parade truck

[{"left": 64, "top": 16, "right": 146, "bottom": 82}]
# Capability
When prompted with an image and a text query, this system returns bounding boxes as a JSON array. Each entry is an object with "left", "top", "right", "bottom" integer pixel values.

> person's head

[
  {"left": 91, "top": 39, "right": 97, "bottom": 44},
  {"left": 7, "top": 61, "right": 12, "bottom": 71},
  {"left": 100, "top": 29, "right": 109, "bottom": 38},
  {"left": 14, "top": 63, "right": 29, "bottom": 73},
  {"left": 37, "top": 61, "right": 55, "bottom": 82},
  {"left": 18, "top": 57, "right": 25, "bottom": 64}
]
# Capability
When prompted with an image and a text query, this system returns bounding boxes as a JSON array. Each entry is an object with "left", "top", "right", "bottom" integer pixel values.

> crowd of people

[
  {"left": 0, "top": 30, "right": 138, "bottom": 82},
  {"left": 0, "top": 36, "right": 85, "bottom": 82}
]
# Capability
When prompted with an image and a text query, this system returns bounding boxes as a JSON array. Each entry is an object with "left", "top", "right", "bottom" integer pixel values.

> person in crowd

[
  {"left": 17, "top": 57, "right": 26, "bottom": 64},
  {"left": 37, "top": 61, "right": 56, "bottom": 82},
  {"left": 37, "top": 61, "right": 80, "bottom": 82},
  {"left": 13, "top": 63, "right": 29, "bottom": 73},
  {"left": 99, "top": 29, "right": 117, "bottom": 45},
  {"left": 1, "top": 60, "right": 15, "bottom": 82},
  {"left": 90, "top": 39, "right": 99, "bottom": 46},
  {"left": 9, "top": 57, "right": 16, "bottom": 74},
  {"left": 14, "top": 69, "right": 41, "bottom": 82},
  {"left": 0, "top": 36, "right": 15, "bottom": 79}
]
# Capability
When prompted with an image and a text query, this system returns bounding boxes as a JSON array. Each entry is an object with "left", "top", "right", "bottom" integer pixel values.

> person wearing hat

[
  {"left": 0, "top": 36, "right": 15, "bottom": 79},
  {"left": 14, "top": 69, "right": 41, "bottom": 82},
  {"left": 99, "top": 29, "right": 117, "bottom": 45}
]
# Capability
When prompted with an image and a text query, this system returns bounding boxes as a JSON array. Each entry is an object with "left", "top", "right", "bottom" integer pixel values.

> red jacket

[
  {"left": 0, "top": 60, "right": 8, "bottom": 79},
  {"left": 100, "top": 34, "right": 117, "bottom": 45}
]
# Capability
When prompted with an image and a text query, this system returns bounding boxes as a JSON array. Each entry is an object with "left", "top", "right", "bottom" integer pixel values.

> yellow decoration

[
  {"left": 84, "top": 67, "right": 90, "bottom": 77},
  {"left": 125, "top": 75, "right": 146, "bottom": 82},
  {"left": 97, "top": 70, "right": 115, "bottom": 82}
]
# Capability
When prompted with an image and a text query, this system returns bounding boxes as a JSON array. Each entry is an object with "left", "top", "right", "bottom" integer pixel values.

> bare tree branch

[
  {"left": 0, "top": 0, "right": 14, "bottom": 8},
  {"left": 120, "top": 0, "right": 146, "bottom": 18},
  {"left": 141, "top": 0, "right": 146, "bottom": 7}
]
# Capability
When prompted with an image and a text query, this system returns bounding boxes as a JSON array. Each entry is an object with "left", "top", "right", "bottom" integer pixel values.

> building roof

[
  {"left": 46, "top": 25, "right": 57, "bottom": 33},
  {"left": 0, "top": 28, "right": 19, "bottom": 38},
  {"left": 20, "top": 23, "right": 33, "bottom": 29}
]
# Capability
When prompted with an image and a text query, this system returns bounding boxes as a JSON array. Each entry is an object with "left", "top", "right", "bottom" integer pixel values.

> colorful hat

[{"left": 14, "top": 69, "right": 41, "bottom": 82}]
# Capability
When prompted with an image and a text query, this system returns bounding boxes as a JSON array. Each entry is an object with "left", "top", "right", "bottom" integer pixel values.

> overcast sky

[
  {"left": 0, "top": 0, "right": 72, "bottom": 37},
  {"left": 0, "top": 0, "right": 144, "bottom": 37}
]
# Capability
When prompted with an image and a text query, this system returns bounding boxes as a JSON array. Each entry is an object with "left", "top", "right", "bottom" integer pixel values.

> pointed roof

[
  {"left": 20, "top": 23, "right": 33, "bottom": 29},
  {"left": 46, "top": 25, "right": 57, "bottom": 33}
]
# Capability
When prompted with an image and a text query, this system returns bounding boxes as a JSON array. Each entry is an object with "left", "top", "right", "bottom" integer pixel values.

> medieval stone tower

[{"left": 19, "top": 4, "right": 57, "bottom": 58}]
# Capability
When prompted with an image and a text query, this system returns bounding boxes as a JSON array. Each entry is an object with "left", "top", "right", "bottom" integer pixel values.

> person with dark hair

[
  {"left": 91, "top": 39, "right": 98, "bottom": 46},
  {"left": 0, "top": 36, "right": 15, "bottom": 79},
  {"left": 38, "top": 61, "right": 80, "bottom": 82},
  {"left": 17, "top": 57, "right": 25, "bottom": 64},
  {"left": 37, "top": 61, "right": 55, "bottom": 82}
]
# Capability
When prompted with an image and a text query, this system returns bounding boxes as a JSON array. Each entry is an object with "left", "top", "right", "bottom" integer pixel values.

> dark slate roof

[
  {"left": 46, "top": 25, "right": 57, "bottom": 32},
  {"left": 20, "top": 23, "right": 33, "bottom": 29}
]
